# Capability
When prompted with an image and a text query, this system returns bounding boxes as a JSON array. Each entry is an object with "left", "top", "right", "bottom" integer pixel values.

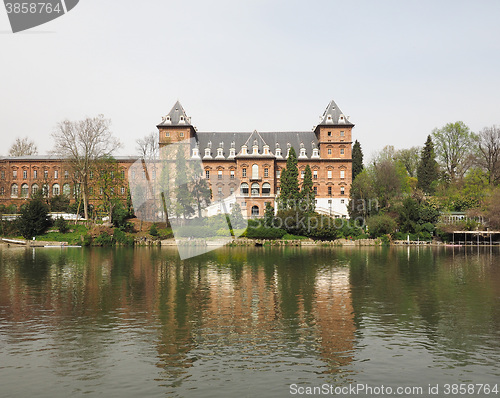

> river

[{"left": 0, "top": 246, "right": 499, "bottom": 397}]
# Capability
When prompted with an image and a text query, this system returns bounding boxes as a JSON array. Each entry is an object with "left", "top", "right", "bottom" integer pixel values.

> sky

[{"left": 1, "top": 0, "right": 500, "bottom": 162}]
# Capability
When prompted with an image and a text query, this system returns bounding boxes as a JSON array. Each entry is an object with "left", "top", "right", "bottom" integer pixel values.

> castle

[{"left": 0, "top": 100, "right": 354, "bottom": 218}]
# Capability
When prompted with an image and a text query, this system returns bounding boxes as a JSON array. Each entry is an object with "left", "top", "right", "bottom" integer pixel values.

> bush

[
  {"left": 16, "top": 198, "right": 51, "bottom": 239},
  {"left": 366, "top": 213, "right": 397, "bottom": 238},
  {"left": 246, "top": 226, "right": 286, "bottom": 239},
  {"left": 55, "top": 217, "right": 69, "bottom": 234},
  {"left": 93, "top": 232, "right": 114, "bottom": 246},
  {"left": 149, "top": 223, "right": 159, "bottom": 237},
  {"left": 113, "top": 228, "right": 134, "bottom": 246},
  {"left": 0, "top": 220, "right": 19, "bottom": 237}
]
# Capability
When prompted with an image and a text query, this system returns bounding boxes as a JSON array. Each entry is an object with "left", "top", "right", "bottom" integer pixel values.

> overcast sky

[{"left": 1, "top": 0, "right": 499, "bottom": 161}]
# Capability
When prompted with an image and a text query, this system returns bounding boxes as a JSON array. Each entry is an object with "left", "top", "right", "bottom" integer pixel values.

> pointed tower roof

[
  {"left": 317, "top": 100, "right": 354, "bottom": 126},
  {"left": 158, "top": 101, "right": 192, "bottom": 126}
]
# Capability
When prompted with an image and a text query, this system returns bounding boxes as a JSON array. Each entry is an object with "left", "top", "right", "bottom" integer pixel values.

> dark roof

[
  {"left": 194, "top": 131, "right": 318, "bottom": 159},
  {"left": 318, "top": 100, "right": 354, "bottom": 126},
  {"left": 157, "top": 100, "right": 192, "bottom": 126}
]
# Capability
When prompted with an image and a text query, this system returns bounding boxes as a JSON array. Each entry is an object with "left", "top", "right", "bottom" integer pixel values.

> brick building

[
  {"left": 1, "top": 99, "right": 354, "bottom": 219},
  {"left": 157, "top": 100, "right": 354, "bottom": 218}
]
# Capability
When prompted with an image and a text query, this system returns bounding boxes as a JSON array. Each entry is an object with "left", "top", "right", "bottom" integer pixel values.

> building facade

[
  {"left": 157, "top": 100, "right": 354, "bottom": 218},
  {"left": 0, "top": 100, "right": 354, "bottom": 219}
]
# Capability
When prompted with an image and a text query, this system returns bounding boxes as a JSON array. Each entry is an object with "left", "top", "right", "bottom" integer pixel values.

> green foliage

[
  {"left": 367, "top": 213, "right": 397, "bottom": 238},
  {"left": 54, "top": 216, "right": 69, "bottom": 234},
  {"left": 16, "top": 198, "right": 51, "bottom": 239},
  {"left": 93, "top": 232, "right": 114, "bottom": 246},
  {"left": 191, "top": 177, "right": 211, "bottom": 218},
  {"left": 230, "top": 203, "right": 246, "bottom": 229},
  {"left": 278, "top": 147, "right": 300, "bottom": 209},
  {"left": 0, "top": 220, "right": 19, "bottom": 237},
  {"left": 264, "top": 203, "right": 275, "bottom": 227},
  {"left": 0, "top": 204, "right": 18, "bottom": 214},
  {"left": 306, "top": 215, "right": 339, "bottom": 241},
  {"left": 174, "top": 145, "right": 194, "bottom": 219},
  {"left": 352, "top": 140, "right": 364, "bottom": 181},
  {"left": 246, "top": 225, "right": 286, "bottom": 239},
  {"left": 35, "top": 224, "right": 89, "bottom": 245},
  {"left": 113, "top": 228, "right": 134, "bottom": 246},
  {"left": 300, "top": 165, "right": 315, "bottom": 212},
  {"left": 149, "top": 223, "right": 159, "bottom": 237},
  {"left": 282, "top": 233, "right": 308, "bottom": 240},
  {"left": 417, "top": 135, "right": 439, "bottom": 194},
  {"left": 112, "top": 202, "right": 132, "bottom": 230},
  {"left": 432, "top": 121, "right": 477, "bottom": 181}
]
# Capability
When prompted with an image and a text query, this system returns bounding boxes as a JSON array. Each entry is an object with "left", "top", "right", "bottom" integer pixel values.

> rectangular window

[
  {"left": 341, "top": 199, "right": 345, "bottom": 204},
  {"left": 328, "top": 149, "right": 332, "bottom": 155},
  {"left": 328, "top": 131, "right": 332, "bottom": 136},
  {"left": 23, "top": 170, "right": 27, "bottom": 179},
  {"left": 313, "top": 170, "right": 318, "bottom": 179},
  {"left": 328, "top": 186, "right": 332, "bottom": 195},
  {"left": 327, "top": 170, "right": 332, "bottom": 179},
  {"left": 166, "top": 132, "right": 170, "bottom": 137},
  {"left": 64, "top": 170, "right": 69, "bottom": 179},
  {"left": 0, "top": 170, "right": 4, "bottom": 179},
  {"left": 34, "top": 170, "right": 38, "bottom": 179},
  {"left": 180, "top": 132, "right": 184, "bottom": 137},
  {"left": 54, "top": 170, "right": 58, "bottom": 179},
  {"left": 205, "top": 170, "right": 210, "bottom": 179},
  {"left": 242, "top": 201, "right": 246, "bottom": 207},
  {"left": 313, "top": 186, "right": 317, "bottom": 195},
  {"left": 340, "top": 170, "right": 345, "bottom": 179},
  {"left": 44, "top": 170, "right": 48, "bottom": 179},
  {"left": 340, "top": 149, "right": 345, "bottom": 155},
  {"left": 340, "top": 131, "right": 345, "bottom": 137},
  {"left": 242, "top": 168, "right": 247, "bottom": 178},
  {"left": 121, "top": 170, "right": 125, "bottom": 179},
  {"left": 13, "top": 170, "right": 17, "bottom": 179},
  {"left": 218, "top": 170, "right": 223, "bottom": 180},
  {"left": 276, "top": 170, "right": 280, "bottom": 179},
  {"left": 230, "top": 170, "right": 235, "bottom": 179},
  {"left": 301, "top": 170, "right": 305, "bottom": 179},
  {"left": 264, "top": 168, "right": 269, "bottom": 178},
  {"left": 341, "top": 187, "right": 345, "bottom": 195},
  {"left": 121, "top": 187, "right": 126, "bottom": 195},
  {"left": 89, "top": 171, "right": 93, "bottom": 179},
  {"left": 230, "top": 187, "right": 234, "bottom": 195}
]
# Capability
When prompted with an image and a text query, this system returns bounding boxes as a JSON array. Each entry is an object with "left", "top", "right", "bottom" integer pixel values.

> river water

[{"left": 0, "top": 246, "right": 499, "bottom": 397}]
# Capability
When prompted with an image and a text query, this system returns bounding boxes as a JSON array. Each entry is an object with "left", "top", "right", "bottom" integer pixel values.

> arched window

[
  {"left": 251, "top": 183, "right": 260, "bottom": 196},
  {"left": 240, "top": 183, "right": 249, "bottom": 196},
  {"left": 63, "top": 183, "right": 71, "bottom": 196},
  {"left": 21, "top": 183, "right": 29, "bottom": 197},
  {"left": 252, "top": 164, "right": 259, "bottom": 179},
  {"left": 11, "top": 183, "right": 18, "bottom": 197},
  {"left": 31, "top": 184, "right": 39, "bottom": 195},
  {"left": 42, "top": 184, "right": 49, "bottom": 198},
  {"left": 52, "top": 184, "right": 60, "bottom": 196},
  {"left": 251, "top": 205, "right": 259, "bottom": 217},
  {"left": 262, "top": 182, "right": 271, "bottom": 196}
]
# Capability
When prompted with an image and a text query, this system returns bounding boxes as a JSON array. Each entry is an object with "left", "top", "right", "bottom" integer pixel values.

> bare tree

[
  {"left": 395, "top": 146, "right": 421, "bottom": 178},
  {"left": 136, "top": 132, "right": 159, "bottom": 161},
  {"left": 51, "top": 115, "right": 121, "bottom": 220},
  {"left": 9, "top": 137, "right": 38, "bottom": 156},
  {"left": 477, "top": 125, "right": 500, "bottom": 185}
]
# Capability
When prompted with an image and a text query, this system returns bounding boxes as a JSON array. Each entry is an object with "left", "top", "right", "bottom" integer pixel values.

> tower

[{"left": 157, "top": 101, "right": 196, "bottom": 149}]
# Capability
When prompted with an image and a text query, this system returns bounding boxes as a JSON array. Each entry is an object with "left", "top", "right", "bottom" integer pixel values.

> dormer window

[
  {"left": 192, "top": 147, "right": 200, "bottom": 158},
  {"left": 252, "top": 145, "right": 259, "bottom": 155},
  {"left": 299, "top": 146, "right": 307, "bottom": 158},
  {"left": 312, "top": 148, "right": 319, "bottom": 158},
  {"left": 204, "top": 148, "right": 212, "bottom": 158},
  {"left": 263, "top": 145, "right": 269, "bottom": 155},
  {"left": 241, "top": 145, "right": 248, "bottom": 155},
  {"left": 276, "top": 147, "right": 282, "bottom": 157},
  {"left": 216, "top": 148, "right": 224, "bottom": 158},
  {"left": 229, "top": 147, "right": 236, "bottom": 157}
]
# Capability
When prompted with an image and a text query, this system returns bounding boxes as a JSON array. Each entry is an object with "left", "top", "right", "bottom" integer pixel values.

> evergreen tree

[
  {"left": 17, "top": 197, "right": 51, "bottom": 239},
  {"left": 300, "top": 164, "right": 315, "bottom": 212},
  {"left": 417, "top": 135, "right": 439, "bottom": 194},
  {"left": 352, "top": 140, "right": 364, "bottom": 180},
  {"left": 264, "top": 203, "right": 275, "bottom": 227},
  {"left": 230, "top": 202, "right": 246, "bottom": 229},
  {"left": 278, "top": 147, "right": 300, "bottom": 209}
]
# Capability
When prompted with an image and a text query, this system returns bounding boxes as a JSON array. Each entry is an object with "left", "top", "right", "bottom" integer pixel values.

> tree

[
  {"left": 432, "top": 121, "right": 476, "bottom": 181},
  {"left": 90, "top": 156, "right": 125, "bottom": 223},
  {"left": 477, "top": 125, "right": 500, "bottom": 185},
  {"left": 51, "top": 115, "right": 121, "bottom": 220},
  {"left": 174, "top": 145, "right": 194, "bottom": 219},
  {"left": 278, "top": 147, "right": 300, "bottom": 209},
  {"left": 396, "top": 147, "right": 420, "bottom": 178},
  {"left": 417, "top": 135, "right": 439, "bottom": 194},
  {"left": 230, "top": 202, "right": 246, "bottom": 229},
  {"left": 136, "top": 132, "right": 159, "bottom": 161},
  {"left": 352, "top": 140, "right": 364, "bottom": 180},
  {"left": 191, "top": 177, "right": 211, "bottom": 218},
  {"left": 264, "top": 203, "right": 275, "bottom": 227},
  {"left": 16, "top": 197, "right": 51, "bottom": 239},
  {"left": 8, "top": 137, "right": 38, "bottom": 157},
  {"left": 300, "top": 164, "right": 315, "bottom": 212}
]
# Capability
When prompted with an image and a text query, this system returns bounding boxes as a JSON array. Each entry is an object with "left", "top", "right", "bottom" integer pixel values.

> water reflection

[{"left": 0, "top": 246, "right": 499, "bottom": 397}]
